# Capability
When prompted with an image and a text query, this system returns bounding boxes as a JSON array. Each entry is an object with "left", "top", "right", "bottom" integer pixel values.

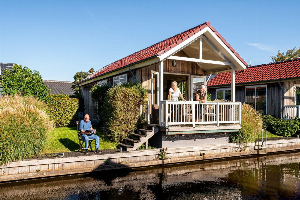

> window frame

[
  {"left": 113, "top": 74, "right": 127, "bottom": 87},
  {"left": 216, "top": 88, "right": 231, "bottom": 100},
  {"left": 245, "top": 85, "right": 267, "bottom": 114}
]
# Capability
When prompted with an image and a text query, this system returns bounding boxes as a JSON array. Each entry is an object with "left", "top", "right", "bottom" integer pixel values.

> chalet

[
  {"left": 80, "top": 21, "right": 247, "bottom": 149},
  {"left": 207, "top": 58, "right": 300, "bottom": 119}
]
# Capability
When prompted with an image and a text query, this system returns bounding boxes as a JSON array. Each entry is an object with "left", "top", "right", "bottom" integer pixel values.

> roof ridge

[{"left": 246, "top": 58, "right": 300, "bottom": 69}]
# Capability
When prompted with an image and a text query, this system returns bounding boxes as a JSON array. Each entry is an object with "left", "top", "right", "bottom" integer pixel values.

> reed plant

[{"left": 0, "top": 95, "right": 53, "bottom": 165}]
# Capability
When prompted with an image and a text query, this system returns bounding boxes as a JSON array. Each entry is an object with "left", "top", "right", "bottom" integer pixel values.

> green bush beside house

[
  {"left": 45, "top": 94, "right": 79, "bottom": 127},
  {"left": 91, "top": 83, "right": 147, "bottom": 142}
]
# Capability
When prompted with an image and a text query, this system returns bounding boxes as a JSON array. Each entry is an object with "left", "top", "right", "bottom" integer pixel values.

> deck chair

[{"left": 76, "top": 121, "right": 94, "bottom": 152}]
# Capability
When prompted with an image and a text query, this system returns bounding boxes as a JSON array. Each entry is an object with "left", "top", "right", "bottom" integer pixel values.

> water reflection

[{"left": 1, "top": 152, "right": 300, "bottom": 199}]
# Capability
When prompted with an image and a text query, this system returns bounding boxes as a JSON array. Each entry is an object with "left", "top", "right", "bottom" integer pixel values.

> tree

[
  {"left": 72, "top": 68, "right": 95, "bottom": 98},
  {"left": 271, "top": 47, "right": 300, "bottom": 62},
  {"left": 0, "top": 64, "right": 49, "bottom": 101}
]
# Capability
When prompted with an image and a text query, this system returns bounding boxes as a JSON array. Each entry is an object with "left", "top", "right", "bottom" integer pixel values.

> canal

[{"left": 1, "top": 151, "right": 300, "bottom": 199}]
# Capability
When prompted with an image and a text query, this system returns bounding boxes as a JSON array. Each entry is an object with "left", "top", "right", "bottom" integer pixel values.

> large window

[
  {"left": 113, "top": 74, "right": 127, "bottom": 86},
  {"left": 245, "top": 85, "right": 267, "bottom": 114},
  {"left": 216, "top": 88, "right": 231, "bottom": 101}
]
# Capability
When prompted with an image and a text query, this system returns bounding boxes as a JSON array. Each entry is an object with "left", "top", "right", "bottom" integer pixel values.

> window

[
  {"left": 97, "top": 79, "right": 107, "bottom": 86},
  {"left": 245, "top": 85, "right": 267, "bottom": 114},
  {"left": 113, "top": 74, "right": 127, "bottom": 86},
  {"left": 216, "top": 88, "right": 231, "bottom": 101},
  {"left": 294, "top": 85, "right": 300, "bottom": 105}
]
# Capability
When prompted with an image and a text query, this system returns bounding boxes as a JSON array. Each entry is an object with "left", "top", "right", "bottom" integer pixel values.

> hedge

[
  {"left": 263, "top": 115, "right": 299, "bottom": 137},
  {"left": 0, "top": 95, "right": 53, "bottom": 165},
  {"left": 229, "top": 103, "right": 263, "bottom": 144},
  {"left": 46, "top": 94, "right": 79, "bottom": 127},
  {"left": 91, "top": 83, "right": 147, "bottom": 142}
]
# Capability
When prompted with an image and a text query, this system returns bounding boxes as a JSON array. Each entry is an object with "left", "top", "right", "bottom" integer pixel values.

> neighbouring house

[
  {"left": 80, "top": 21, "right": 247, "bottom": 149},
  {"left": 0, "top": 63, "right": 15, "bottom": 76},
  {"left": 43, "top": 80, "right": 75, "bottom": 96},
  {"left": 0, "top": 63, "right": 15, "bottom": 94},
  {"left": 207, "top": 58, "right": 300, "bottom": 119}
]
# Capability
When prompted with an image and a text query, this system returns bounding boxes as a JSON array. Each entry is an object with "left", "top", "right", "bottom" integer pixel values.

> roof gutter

[{"left": 80, "top": 55, "right": 158, "bottom": 86}]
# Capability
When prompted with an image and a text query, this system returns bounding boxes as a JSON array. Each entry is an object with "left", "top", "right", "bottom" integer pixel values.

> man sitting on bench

[{"left": 79, "top": 114, "right": 99, "bottom": 153}]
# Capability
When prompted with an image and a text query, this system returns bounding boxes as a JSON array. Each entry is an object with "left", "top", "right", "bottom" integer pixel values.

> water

[{"left": 1, "top": 152, "right": 300, "bottom": 200}]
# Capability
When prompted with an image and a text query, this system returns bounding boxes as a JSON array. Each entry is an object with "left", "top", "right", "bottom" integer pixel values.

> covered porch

[{"left": 152, "top": 29, "right": 246, "bottom": 133}]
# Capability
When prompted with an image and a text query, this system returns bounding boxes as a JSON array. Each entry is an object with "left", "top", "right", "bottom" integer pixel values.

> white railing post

[
  {"left": 159, "top": 101, "right": 162, "bottom": 126},
  {"left": 239, "top": 102, "right": 242, "bottom": 125},
  {"left": 147, "top": 101, "right": 150, "bottom": 124},
  {"left": 165, "top": 101, "right": 168, "bottom": 127},
  {"left": 216, "top": 102, "right": 219, "bottom": 127},
  {"left": 298, "top": 105, "right": 300, "bottom": 118},
  {"left": 192, "top": 103, "right": 195, "bottom": 128}
]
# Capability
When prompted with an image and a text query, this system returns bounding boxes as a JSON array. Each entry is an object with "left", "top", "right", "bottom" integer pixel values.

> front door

[{"left": 190, "top": 75, "right": 206, "bottom": 100}]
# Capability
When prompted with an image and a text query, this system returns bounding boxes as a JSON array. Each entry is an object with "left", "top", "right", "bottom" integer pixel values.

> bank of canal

[{"left": 1, "top": 151, "right": 300, "bottom": 199}]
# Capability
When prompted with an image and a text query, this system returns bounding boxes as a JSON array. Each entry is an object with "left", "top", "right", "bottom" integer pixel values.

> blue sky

[{"left": 0, "top": 0, "right": 299, "bottom": 81}]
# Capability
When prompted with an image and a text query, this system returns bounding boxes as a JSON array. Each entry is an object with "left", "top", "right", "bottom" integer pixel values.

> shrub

[
  {"left": 0, "top": 95, "right": 53, "bottom": 165},
  {"left": 229, "top": 103, "right": 263, "bottom": 144},
  {"left": 91, "top": 83, "right": 147, "bottom": 142},
  {"left": 45, "top": 94, "right": 79, "bottom": 127},
  {"left": 0, "top": 64, "right": 49, "bottom": 101},
  {"left": 262, "top": 115, "right": 299, "bottom": 137}
]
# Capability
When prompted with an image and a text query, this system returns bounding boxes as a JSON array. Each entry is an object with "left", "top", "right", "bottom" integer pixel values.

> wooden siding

[{"left": 267, "top": 83, "right": 282, "bottom": 118}]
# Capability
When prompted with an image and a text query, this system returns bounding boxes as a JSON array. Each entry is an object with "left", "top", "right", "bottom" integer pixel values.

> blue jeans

[{"left": 81, "top": 134, "right": 99, "bottom": 150}]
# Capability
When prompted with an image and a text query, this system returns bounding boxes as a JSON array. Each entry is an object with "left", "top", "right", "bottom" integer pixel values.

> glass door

[{"left": 190, "top": 76, "right": 205, "bottom": 101}]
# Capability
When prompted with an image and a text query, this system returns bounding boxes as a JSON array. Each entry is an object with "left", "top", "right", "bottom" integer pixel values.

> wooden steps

[{"left": 118, "top": 125, "right": 158, "bottom": 151}]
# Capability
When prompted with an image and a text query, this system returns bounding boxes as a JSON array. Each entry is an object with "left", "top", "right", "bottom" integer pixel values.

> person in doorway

[
  {"left": 79, "top": 114, "right": 99, "bottom": 153},
  {"left": 169, "top": 81, "right": 185, "bottom": 122},
  {"left": 196, "top": 85, "right": 207, "bottom": 103},
  {"left": 168, "top": 81, "right": 185, "bottom": 101}
]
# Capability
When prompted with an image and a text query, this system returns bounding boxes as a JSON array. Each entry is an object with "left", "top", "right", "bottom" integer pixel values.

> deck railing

[
  {"left": 159, "top": 101, "right": 241, "bottom": 127},
  {"left": 283, "top": 105, "right": 300, "bottom": 119}
]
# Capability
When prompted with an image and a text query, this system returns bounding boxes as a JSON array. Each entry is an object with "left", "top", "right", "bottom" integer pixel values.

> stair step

[
  {"left": 130, "top": 133, "right": 146, "bottom": 138},
  {"left": 124, "top": 138, "right": 140, "bottom": 143},
  {"left": 148, "top": 124, "right": 159, "bottom": 127},
  {"left": 118, "top": 143, "right": 134, "bottom": 148}
]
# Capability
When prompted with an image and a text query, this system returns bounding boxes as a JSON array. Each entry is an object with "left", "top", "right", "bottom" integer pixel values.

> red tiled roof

[
  {"left": 83, "top": 21, "right": 247, "bottom": 82},
  {"left": 207, "top": 59, "right": 300, "bottom": 87}
]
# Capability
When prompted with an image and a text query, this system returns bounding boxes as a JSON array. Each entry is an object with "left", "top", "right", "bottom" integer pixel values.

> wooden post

[
  {"left": 192, "top": 103, "right": 195, "bottom": 128},
  {"left": 159, "top": 61, "right": 164, "bottom": 125},
  {"left": 231, "top": 67, "right": 235, "bottom": 102},
  {"left": 199, "top": 38, "right": 203, "bottom": 60},
  {"left": 216, "top": 102, "right": 219, "bottom": 127},
  {"left": 151, "top": 70, "right": 154, "bottom": 105}
]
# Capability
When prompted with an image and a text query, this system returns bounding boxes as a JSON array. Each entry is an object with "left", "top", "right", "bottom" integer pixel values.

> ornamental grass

[{"left": 0, "top": 95, "right": 53, "bottom": 165}]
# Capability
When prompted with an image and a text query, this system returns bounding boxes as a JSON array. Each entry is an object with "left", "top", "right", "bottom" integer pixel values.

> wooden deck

[{"left": 166, "top": 124, "right": 241, "bottom": 135}]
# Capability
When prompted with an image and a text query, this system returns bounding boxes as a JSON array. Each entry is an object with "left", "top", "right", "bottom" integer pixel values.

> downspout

[{"left": 278, "top": 80, "right": 283, "bottom": 119}]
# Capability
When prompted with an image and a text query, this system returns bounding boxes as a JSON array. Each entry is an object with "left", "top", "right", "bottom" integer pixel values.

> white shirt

[{"left": 169, "top": 88, "right": 181, "bottom": 101}]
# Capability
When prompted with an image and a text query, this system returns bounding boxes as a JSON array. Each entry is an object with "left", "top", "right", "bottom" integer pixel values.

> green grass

[{"left": 43, "top": 127, "right": 117, "bottom": 153}]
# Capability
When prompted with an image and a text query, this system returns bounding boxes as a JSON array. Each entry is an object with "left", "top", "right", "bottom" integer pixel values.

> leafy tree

[
  {"left": 72, "top": 68, "right": 95, "bottom": 98},
  {"left": 271, "top": 47, "right": 300, "bottom": 62},
  {"left": 0, "top": 64, "right": 49, "bottom": 101},
  {"left": 72, "top": 71, "right": 88, "bottom": 98},
  {"left": 71, "top": 68, "right": 95, "bottom": 112}
]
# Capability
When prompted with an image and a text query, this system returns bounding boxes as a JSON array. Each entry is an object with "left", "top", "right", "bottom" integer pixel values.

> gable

[{"left": 81, "top": 21, "right": 247, "bottom": 85}]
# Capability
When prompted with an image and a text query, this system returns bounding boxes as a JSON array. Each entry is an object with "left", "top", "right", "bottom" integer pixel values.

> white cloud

[{"left": 247, "top": 43, "right": 277, "bottom": 52}]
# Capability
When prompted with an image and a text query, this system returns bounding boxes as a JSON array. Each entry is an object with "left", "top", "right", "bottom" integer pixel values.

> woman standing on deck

[
  {"left": 169, "top": 81, "right": 185, "bottom": 122},
  {"left": 168, "top": 81, "right": 185, "bottom": 101},
  {"left": 196, "top": 85, "right": 207, "bottom": 103}
]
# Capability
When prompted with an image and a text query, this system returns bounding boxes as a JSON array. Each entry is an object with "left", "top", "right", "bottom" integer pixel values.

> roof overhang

[{"left": 158, "top": 26, "right": 247, "bottom": 72}]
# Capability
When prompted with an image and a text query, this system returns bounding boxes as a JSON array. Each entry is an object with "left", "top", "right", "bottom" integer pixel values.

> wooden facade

[{"left": 208, "top": 79, "right": 300, "bottom": 118}]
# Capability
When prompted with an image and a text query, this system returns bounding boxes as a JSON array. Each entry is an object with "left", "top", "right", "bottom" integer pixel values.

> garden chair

[{"left": 76, "top": 121, "right": 94, "bottom": 152}]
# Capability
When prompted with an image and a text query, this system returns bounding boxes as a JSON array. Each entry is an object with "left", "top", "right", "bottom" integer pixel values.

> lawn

[{"left": 43, "top": 127, "right": 117, "bottom": 153}]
